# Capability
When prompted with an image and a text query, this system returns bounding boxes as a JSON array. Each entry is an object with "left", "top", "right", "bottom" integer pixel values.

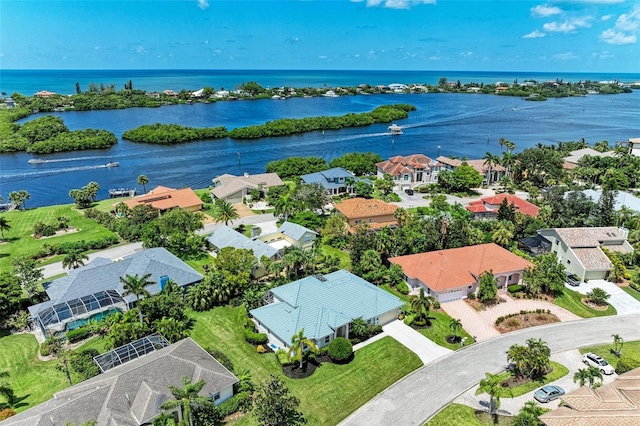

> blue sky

[{"left": 1, "top": 0, "right": 639, "bottom": 72}]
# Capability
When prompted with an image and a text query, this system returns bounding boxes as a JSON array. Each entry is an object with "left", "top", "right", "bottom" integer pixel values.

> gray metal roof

[
  {"left": 581, "top": 189, "right": 640, "bottom": 212},
  {"left": 206, "top": 225, "right": 278, "bottom": 260},
  {"left": 250, "top": 270, "right": 403, "bottom": 345},
  {"left": 300, "top": 167, "right": 359, "bottom": 190},
  {"left": 2, "top": 338, "right": 238, "bottom": 426},
  {"left": 278, "top": 221, "right": 317, "bottom": 240},
  {"left": 33, "top": 247, "right": 203, "bottom": 315}
]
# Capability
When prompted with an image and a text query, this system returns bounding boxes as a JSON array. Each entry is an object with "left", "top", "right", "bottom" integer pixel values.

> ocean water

[{"left": 1, "top": 70, "right": 639, "bottom": 207}]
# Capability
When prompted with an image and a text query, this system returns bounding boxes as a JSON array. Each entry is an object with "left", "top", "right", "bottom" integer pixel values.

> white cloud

[
  {"left": 365, "top": 0, "right": 436, "bottom": 9},
  {"left": 543, "top": 17, "right": 592, "bottom": 33},
  {"left": 198, "top": 0, "right": 209, "bottom": 10},
  {"left": 531, "top": 5, "right": 562, "bottom": 17},
  {"left": 601, "top": 14, "right": 613, "bottom": 21},
  {"left": 553, "top": 52, "right": 578, "bottom": 60},
  {"left": 562, "top": 0, "right": 623, "bottom": 4},
  {"left": 523, "top": 30, "right": 546, "bottom": 38},
  {"left": 601, "top": 5, "right": 640, "bottom": 44}
]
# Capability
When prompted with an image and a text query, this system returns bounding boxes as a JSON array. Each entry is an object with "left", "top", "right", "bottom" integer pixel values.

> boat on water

[
  {"left": 388, "top": 124, "right": 403, "bottom": 135},
  {"left": 105, "top": 161, "right": 119, "bottom": 168},
  {"left": 28, "top": 158, "right": 47, "bottom": 164}
]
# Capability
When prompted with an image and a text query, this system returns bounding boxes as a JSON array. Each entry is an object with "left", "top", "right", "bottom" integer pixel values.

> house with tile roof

[
  {"left": 538, "top": 227, "right": 634, "bottom": 281},
  {"left": 122, "top": 185, "right": 202, "bottom": 213},
  {"left": 540, "top": 367, "right": 640, "bottom": 426},
  {"left": 34, "top": 90, "right": 57, "bottom": 98},
  {"left": 437, "top": 156, "right": 506, "bottom": 185},
  {"left": 250, "top": 270, "right": 403, "bottom": 350},
  {"left": 211, "top": 172, "right": 284, "bottom": 204},
  {"left": 563, "top": 147, "right": 613, "bottom": 170},
  {"left": 466, "top": 193, "right": 540, "bottom": 219},
  {"left": 333, "top": 197, "right": 398, "bottom": 232},
  {"left": 2, "top": 338, "right": 238, "bottom": 426},
  {"left": 301, "top": 167, "right": 362, "bottom": 196},
  {"left": 376, "top": 154, "right": 440, "bottom": 190},
  {"left": 28, "top": 248, "right": 203, "bottom": 336},
  {"left": 389, "top": 243, "right": 533, "bottom": 303}
]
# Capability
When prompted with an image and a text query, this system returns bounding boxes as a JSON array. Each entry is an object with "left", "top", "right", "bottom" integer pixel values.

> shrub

[
  {"left": 403, "top": 313, "right": 416, "bottom": 325},
  {"left": 432, "top": 300, "right": 441, "bottom": 310},
  {"left": 208, "top": 349, "right": 234, "bottom": 372},
  {"left": 66, "top": 327, "right": 90, "bottom": 343},
  {"left": 33, "top": 221, "right": 56, "bottom": 238},
  {"left": 368, "top": 324, "right": 383, "bottom": 336},
  {"left": 257, "top": 345, "right": 266, "bottom": 354},
  {"left": 413, "top": 318, "right": 427, "bottom": 326},
  {"left": 506, "top": 318, "right": 520, "bottom": 327},
  {"left": 243, "top": 328, "right": 268, "bottom": 345},
  {"left": 217, "top": 391, "right": 252, "bottom": 418},
  {"left": 468, "top": 292, "right": 476, "bottom": 300},
  {"left": 39, "top": 342, "right": 51, "bottom": 357},
  {"left": 615, "top": 356, "right": 640, "bottom": 374},
  {"left": 0, "top": 409, "right": 17, "bottom": 421},
  {"left": 70, "top": 348, "right": 100, "bottom": 380},
  {"left": 507, "top": 284, "right": 523, "bottom": 293},
  {"left": 396, "top": 281, "right": 409, "bottom": 295},
  {"left": 327, "top": 337, "right": 353, "bottom": 362},
  {"left": 276, "top": 349, "right": 295, "bottom": 366}
]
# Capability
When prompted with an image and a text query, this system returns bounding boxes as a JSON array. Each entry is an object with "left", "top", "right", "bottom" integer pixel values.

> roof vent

[{"left": 313, "top": 274, "right": 327, "bottom": 282}]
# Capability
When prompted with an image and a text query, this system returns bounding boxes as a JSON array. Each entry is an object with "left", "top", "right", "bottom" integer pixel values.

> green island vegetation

[{"left": 122, "top": 123, "right": 228, "bottom": 144}]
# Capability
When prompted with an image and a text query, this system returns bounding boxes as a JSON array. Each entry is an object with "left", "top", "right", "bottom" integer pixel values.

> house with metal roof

[
  {"left": 250, "top": 270, "right": 403, "bottom": 350},
  {"left": 301, "top": 167, "right": 361, "bottom": 196},
  {"left": 257, "top": 221, "right": 318, "bottom": 251},
  {"left": 538, "top": 227, "right": 634, "bottom": 281},
  {"left": 28, "top": 248, "right": 203, "bottom": 337},
  {"left": 2, "top": 337, "right": 238, "bottom": 426}
]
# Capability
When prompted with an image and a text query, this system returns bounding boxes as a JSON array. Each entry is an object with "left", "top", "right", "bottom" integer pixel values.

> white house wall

[{"left": 216, "top": 385, "right": 235, "bottom": 406}]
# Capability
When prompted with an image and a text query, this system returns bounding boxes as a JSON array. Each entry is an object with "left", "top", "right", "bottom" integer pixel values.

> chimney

[{"left": 159, "top": 275, "right": 169, "bottom": 290}]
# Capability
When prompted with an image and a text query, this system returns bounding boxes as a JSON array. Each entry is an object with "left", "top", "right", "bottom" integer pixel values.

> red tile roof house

[
  {"left": 376, "top": 154, "right": 440, "bottom": 190},
  {"left": 466, "top": 193, "right": 540, "bottom": 220},
  {"left": 333, "top": 197, "right": 399, "bottom": 233},
  {"left": 122, "top": 186, "right": 203, "bottom": 214},
  {"left": 389, "top": 243, "right": 533, "bottom": 303}
]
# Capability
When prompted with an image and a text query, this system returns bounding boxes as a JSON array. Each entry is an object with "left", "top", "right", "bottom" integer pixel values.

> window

[
  {"left": 304, "top": 235, "right": 312, "bottom": 242},
  {"left": 556, "top": 240, "right": 559, "bottom": 245},
  {"left": 213, "top": 392, "right": 220, "bottom": 401},
  {"left": 324, "top": 336, "right": 330, "bottom": 345},
  {"left": 403, "top": 175, "right": 409, "bottom": 181},
  {"left": 567, "top": 260, "right": 571, "bottom": 265}
]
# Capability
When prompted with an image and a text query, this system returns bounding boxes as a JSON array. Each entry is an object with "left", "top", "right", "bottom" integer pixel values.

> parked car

[
  {"left": 534, "top": 385, "right": 565, "bottom": 403},
  {"left": 582, "top": 352, "right": 615, "bottom": 375},
  {"left": 404, "top": 189, "right": 414, "bottom": 196},
  {"left": 566, "top": 273, "right": 581, "bottom": 287}
]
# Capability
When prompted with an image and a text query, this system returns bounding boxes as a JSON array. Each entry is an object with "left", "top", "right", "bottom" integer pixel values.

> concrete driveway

[
  {"left": 382, "top": 320, "right": 452, "bottom": 365},
  {"left": 454, "top": 349, "right": 618, "bottom": 415},
  {"left": 567, "top": 279, "right": 640, "bottom": 315}
]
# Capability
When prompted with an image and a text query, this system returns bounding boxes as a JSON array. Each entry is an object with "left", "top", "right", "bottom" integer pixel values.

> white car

[{"left": 582, "top": 352, "right": 615, "bottom": 375}]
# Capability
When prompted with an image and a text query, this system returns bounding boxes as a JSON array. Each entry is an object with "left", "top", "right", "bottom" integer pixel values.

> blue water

[{"left": 1, "top": 70, "right": 639, "bottom": 208}]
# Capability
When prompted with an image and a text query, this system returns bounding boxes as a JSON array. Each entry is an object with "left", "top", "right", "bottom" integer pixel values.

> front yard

[
  {"left": 579, "top": 339, "right": 640, "bottom": 366},
  {"left": 425, "top": 403, "right": 513, "bottom": 426},
  {"left": 553, "top": 287, "right": 617, "bottom": 318}
]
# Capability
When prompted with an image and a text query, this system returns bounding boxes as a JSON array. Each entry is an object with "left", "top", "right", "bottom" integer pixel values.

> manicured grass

[
  {"left": 579, "top": 340, "right": 640, "bottom": 366},
  {"left": 622, "top": 286, "right": 640, "bottom": 302},
  {"left": 418, "top": 309, "right": 474, "bottom": 351},
  {"left": 251, "top": 208, "right": 275, "bottom": 214},
  {"left": 381, "top": 283, "right": 410, "bottom": 303},
  {"left": 553, "top": 288, "right": 616, "bottom": 318},
  {"left": 320, "top": 243, "right": 351, "bottom": 270},
  {"left": 425, "top": 403, "right": 513, "bottom": 426},
  {"left": 188, "top": 306, "right": 423, "bottom": 426},
  {"left": 185, "top": 256, "right": 214, "bottom": 274},
  {"left": 0, "top": 332, "right": 69, "bottom": 411},
  {"left": 496, "top": 361, "right": 569, "bottom": 397},
  {"left": 0, "top": 204, "right": 117, "bottom": 272},
  {"left": 76, "top": 336, "right": 108, "bottom": 353}
]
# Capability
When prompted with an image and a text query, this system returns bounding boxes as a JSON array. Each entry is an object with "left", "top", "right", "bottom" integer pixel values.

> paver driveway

[{"left": 441, "top": 295, "right": 580, "bottom": 341}]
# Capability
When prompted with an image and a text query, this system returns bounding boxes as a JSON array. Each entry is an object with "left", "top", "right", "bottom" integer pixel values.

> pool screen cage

[
  {"left": 93, "top": 334, "right": 171, "bottom": 373},
  {"left": 36, "top": 289, "right": 127, "bottom": 334}
]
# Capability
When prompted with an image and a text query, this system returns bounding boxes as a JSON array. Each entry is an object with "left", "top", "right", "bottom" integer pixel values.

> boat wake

[{"left": 2, "top": 164, "right": 115, "bottom": 180}]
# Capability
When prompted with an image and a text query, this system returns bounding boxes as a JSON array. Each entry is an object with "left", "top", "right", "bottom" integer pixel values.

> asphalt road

[{"left": 340, "top": 313, "right": 640, "bottom": 426}]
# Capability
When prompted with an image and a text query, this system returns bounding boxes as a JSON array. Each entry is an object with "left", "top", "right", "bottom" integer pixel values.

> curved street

[{"left": 340, "top": 313, "right": 640, "bottom": 426}]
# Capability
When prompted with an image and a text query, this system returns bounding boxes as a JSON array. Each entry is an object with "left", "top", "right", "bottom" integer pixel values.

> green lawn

[
  {"left": 496, "top": 361, "right": 569, "bottom": 397},
  {"left": 320, "top": 242, "right": 351, "bottom": 270},
  {"left": 622, "top": 286, "right": 640, "bottom": 302},
  {"left": 0, "top": 204, "right": 117, "bottom": 272},
  {"left": 553, "top": 288, "right": 617, "bottom": 318},
  {"left": 425, "top": 403, "right": 513, "bottom": 426},
  {"left": 188, "top": 306, "right": 423, "bottom": 426},
  {"left": 579, "top": 340, "right": 640, "bottom": 366},
  {"left": 418, "top": 310, "right": 474, "bottom": 351}
]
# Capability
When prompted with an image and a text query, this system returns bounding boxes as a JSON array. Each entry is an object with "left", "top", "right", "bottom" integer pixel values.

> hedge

[
  {"left": 217, "top": 391, "right": 252, "bottom": 418},
  {"left": 616, "top": 356, "right": 640, "bottom": 374},
  {"left": 507, "top": 284, "right": 523, "bottom": 293},
  {"left": 243, "top": 327, "right": 268, "bottom": 345},
  {"left": 66, "top": 327, "right": 90, "bottom": 343},
  {"left": 39, "top": 342, "right": 51, "bottom": 357},
  {"left": 327, "top": 337, "right": 353, "bottom": 362}
]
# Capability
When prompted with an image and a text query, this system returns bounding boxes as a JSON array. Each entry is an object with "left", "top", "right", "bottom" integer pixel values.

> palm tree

[
  {"left": 475, "top": 372, "right": 511, "bottom": 418},
  {"left": 62, "top": 249, "right": 89, "bottom": 270},
  {"left": 449, "top": 318, "right": 462, "bottom": 343},
  {"left": 498, "top": 137, "right": 506, "bottom": 152},
  {"left": 160, "top": 376, "right": 212, "bottom": 426},
  {"left": 525, "top": 338, "right": 551, "bottom": 378},
  {"left": 211, "top": 198, "right": 239, "bottom": 226},
  {"left": 0, "top": 216, "right": 10, "bottom": 241},
  {"left": 411, "top": 288, "right": 431, "bottom": 323},
  {"left": 0, "top": 371, "right": 15, "bottom": 408},
  {"left": 586, "top": 366, "right": 603, "bottom": 388},
  {"left": 573, "top": 368, "right": 592, "bottom": 387},
  {"left": 274, "top": 192, "right": 295, "bottom": 222},
  {"left": 119, "top": 273, "right": 154, "bottom": 324},
  {"left": 137, "top": 174, "right": 149, "bottom": 194},
  {"left": 507, "top": 344, "right": 529, "bottom": 378},
  {"left": 612, "top": 333, "right": 624, "bottom": 357},
  {"left": 288, "top": 329, "right": 318, "bottom": 369},
  {"left": 482, "top": 152, "right": 500, "bottom": 185},
  {"left": 492, "top": 221, "right": 514, "bottom": 247},
  {"left": 350, "top": 317, "right": 369, "bottom": 340}
]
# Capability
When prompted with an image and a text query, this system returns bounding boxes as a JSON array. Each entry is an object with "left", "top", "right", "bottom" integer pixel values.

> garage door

[{"left": 438, "top": 290, "right": 465, "bottom": 303}]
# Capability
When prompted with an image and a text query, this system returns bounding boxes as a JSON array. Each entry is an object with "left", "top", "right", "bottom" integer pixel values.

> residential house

[
  {"left": 162, "top": 89, "right": 178, "bottom": 96},
  {"left": 579, "top": 189, "right": 640, "bottom": 212},
  {"left": 250, "top": 270, "right": 403, "bottom": 350},
  {"left": 5, "top": 97, "right": 15, "bottom": 108},
  {"left": 34, "top": 90, "right": 56, "bottom": 98},
  {"left": 436, "top": 156, "right": 506, "bottom": 185},
  {"left": 211, "top": 172, "right": 284, "bottom": 204},
  {"left": 466, "top": 193, "right": 539, "bottom": 220},
  {"left": 563, "top": 147, "right": 613, "bottom": 170},
  {"left": 122, "top": 186, "right": 202, "bottom": 213},
  {"left": 538, "top": 227, "right": 634, "bottom": 281},
  {"left": 376, "top": 154, "right": 440, "bottom": 190},
  {"left": 540, "top": 367, "right": 640, "bottom": 426},
  {"left": 333, "top": 197, "right": 398, "bottom": 232},
  {"left": 28, "top": 248, "right": 203, "bottom": 337},
  {"left": 2, "top": 337, "right": 238, "bottom": 426},
  {"left": 389, "top": 243, "right": 533, "bottom": 303},
  {"left": 301, "top": 167, "right": 362, "bottom": 196},
  {"left": 627, "top": 137, "right": 640, "bottom": 156},
  {"left": 258, "top": 221, "right": 318, "bottom": 250}
]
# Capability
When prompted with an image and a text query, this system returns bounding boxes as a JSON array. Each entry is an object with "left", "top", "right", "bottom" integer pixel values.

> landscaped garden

[
  {"left": 553, "top": 287, "right": 617, "bottom": 318},
  {"left": 496, "top": 361, "right": 568, "bottom": 397}
]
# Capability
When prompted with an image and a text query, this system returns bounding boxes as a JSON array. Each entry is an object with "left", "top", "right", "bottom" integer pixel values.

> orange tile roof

[
  {"left": 34, "top": 90, "right": 56, "bottom": 97},
  {"left": 334, "top": 198, "right": 398, "bottom": 219},
  {"left": 466, "top": 193, "right": 539, "bottom": 217},
  {"left": 389, "top": 243, "right": 533, "bottom": 291},
  {"left": 123, "top": 186, "right": 202, "bottom": 211},
  {"left": 376, "top": 154, "right": 435, "bottom": 176}
]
